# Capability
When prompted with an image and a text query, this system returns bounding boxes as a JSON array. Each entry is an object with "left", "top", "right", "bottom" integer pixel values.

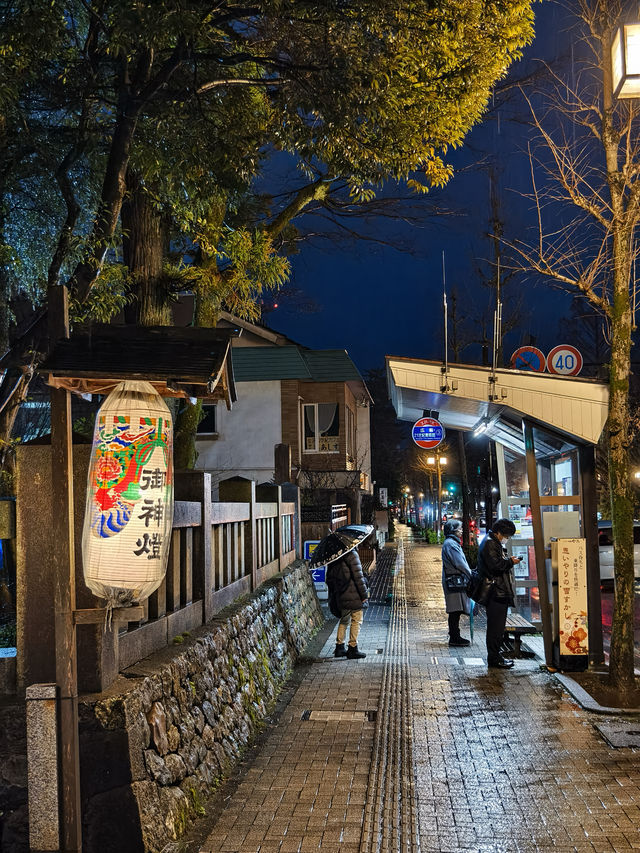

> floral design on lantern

[
  {"left": 90, "top": 416, "right": 170, "bottom": 538},
  {"left": 82, "top": 381, "right": 174, "bottom": 607}
]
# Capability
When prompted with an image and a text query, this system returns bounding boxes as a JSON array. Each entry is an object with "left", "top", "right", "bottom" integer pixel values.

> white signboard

[
  {"left": 556, "top": 538, "right": 588, "bottom": 657},
  {"left": 379, "top": 487, "right": 388, "bottom": 507}
]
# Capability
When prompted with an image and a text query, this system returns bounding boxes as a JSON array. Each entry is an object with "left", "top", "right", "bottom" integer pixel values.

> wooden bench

[{"left": 503, "top": 613, "right": 538, "bottom": 658}]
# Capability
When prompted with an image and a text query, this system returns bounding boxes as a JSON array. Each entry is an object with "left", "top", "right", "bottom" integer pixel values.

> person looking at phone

[{"left": 477, "top": 518, "right": 520, "bottom": 669}]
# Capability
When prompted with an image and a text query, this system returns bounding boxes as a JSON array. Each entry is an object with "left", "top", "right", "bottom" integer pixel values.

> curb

[{"left": 554, "top": 672, "right": 640, "bottom": 715}]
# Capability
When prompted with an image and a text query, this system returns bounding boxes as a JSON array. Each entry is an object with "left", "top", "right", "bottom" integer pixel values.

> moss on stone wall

[{"left": 80, "top": 560, "right": 323, "bottom": 853}]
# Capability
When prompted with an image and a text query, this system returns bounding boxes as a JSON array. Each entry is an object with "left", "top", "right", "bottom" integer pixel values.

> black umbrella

[{"left": 308, "top": 523, "right": 374, "bottom": 568}]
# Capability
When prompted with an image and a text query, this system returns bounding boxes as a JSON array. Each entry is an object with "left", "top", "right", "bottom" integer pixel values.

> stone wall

[
  {"left": 79, "top": 559, "right": 323, "bottom": 853},
  {"left": 0, "top": 698, "right": 27, "bottom": 851}
]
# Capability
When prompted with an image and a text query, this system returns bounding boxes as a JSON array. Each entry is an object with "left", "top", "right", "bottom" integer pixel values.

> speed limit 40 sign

[{"left": 547, "top": 344, "right": 583, "bottom": 376}]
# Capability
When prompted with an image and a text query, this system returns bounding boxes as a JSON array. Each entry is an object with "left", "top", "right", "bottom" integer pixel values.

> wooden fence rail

[
  {"left": 14, "top": 459, "right": 301, "bottom": 693},
  {"left": 115, "top": 474, "right": 299, "bottom": 684}
]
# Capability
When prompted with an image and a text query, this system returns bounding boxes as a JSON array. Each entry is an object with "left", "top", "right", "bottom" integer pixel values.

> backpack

[
  {"left": 326, "top": 559, "right": 351, "bottom": 618},
  {"left": 327, "top": 584, "right": 342, "bottom": 618}
]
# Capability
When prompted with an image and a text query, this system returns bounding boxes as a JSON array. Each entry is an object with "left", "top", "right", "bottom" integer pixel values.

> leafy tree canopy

[{"left": 0, "top": 0, "right": 536, "bottom": 319}]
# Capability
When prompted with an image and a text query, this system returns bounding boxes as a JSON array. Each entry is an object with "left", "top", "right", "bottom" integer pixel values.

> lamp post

[{"left": 427, "top": 454, "right": 447, "bottom": 538}]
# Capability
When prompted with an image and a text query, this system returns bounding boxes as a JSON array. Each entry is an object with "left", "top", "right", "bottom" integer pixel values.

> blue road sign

[{"left": 310, "top": 567, "right": 326, "bottom": 584}]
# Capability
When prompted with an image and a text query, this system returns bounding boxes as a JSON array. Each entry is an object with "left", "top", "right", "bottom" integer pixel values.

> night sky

[{"left": 268, "top": 3, "right": 578, "bottom": 375}]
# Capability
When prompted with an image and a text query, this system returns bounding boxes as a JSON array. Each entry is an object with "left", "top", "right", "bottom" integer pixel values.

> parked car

[{"left": 598, "top": 520, "right": 640, "bottom": 582}]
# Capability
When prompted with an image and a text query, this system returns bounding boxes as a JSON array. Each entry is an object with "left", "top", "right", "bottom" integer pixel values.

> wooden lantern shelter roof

[{"left": 37, "top": 325, "right": 238, "bottom": 405}]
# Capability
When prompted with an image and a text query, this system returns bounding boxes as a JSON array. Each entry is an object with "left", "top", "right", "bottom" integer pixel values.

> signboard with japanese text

[
  {"left": 379, "top": 487, "right": 388, "bottom": 507},
  {"left": 81, "top": 381, "right": 174, "bottom": 606},
  {"left": 412, "top": 417, "right": 444, "bottom": 449},
  {"left": 555, "top": 538, "right": 588, "bottom": 657}
]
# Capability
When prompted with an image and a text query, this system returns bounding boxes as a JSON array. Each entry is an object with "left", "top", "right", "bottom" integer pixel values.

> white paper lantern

[{"left": 82, "top": 380, "right": 174, "bottom": 608}]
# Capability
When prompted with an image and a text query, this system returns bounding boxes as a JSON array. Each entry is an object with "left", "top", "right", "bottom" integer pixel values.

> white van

[{"left": 598, "top": 520, "right": 640, "bottom": 582}]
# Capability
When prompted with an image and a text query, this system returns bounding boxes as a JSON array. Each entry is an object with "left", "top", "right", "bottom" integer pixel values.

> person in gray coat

[
  {"left": 326, "top": 548, "right": 369, "bottom": 659},
  {"left": 441, "top": 519, "right": 472, "bottom": 647}
]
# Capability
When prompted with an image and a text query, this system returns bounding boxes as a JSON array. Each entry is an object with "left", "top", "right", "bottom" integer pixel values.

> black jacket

[
  {"left": 326, "top": 549, "right": 369, "bottom": 612},
  {"left": 477, "top": 531, "right": 515, "bottom": 605}
]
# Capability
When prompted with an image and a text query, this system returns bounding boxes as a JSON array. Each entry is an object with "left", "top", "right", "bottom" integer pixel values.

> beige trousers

[{"left": 336, "top": 608, "right": 364, "bottom": 647}]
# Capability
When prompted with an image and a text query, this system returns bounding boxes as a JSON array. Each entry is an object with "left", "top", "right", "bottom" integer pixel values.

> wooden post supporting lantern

[
  {"left": 611, "top": 22, "right": 640, "bottom": 98},
  {"left": 48, "top": 285, "right": 82, "bottom": 852},
  {"left": 37, "top": 315, "right": 236, "bottom": 851}
]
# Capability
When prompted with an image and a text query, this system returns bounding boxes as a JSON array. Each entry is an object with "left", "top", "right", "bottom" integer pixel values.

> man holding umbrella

[{"left": 309, "top": 524, "right": 372, "bottom": 660}]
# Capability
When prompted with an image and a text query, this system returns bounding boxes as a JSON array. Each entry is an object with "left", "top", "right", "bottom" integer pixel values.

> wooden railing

[{"left": 98, "top": 473, "right": 299, "bottom": 686}]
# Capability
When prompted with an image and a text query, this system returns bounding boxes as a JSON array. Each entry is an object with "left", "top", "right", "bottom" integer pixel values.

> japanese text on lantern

[
  {"left": 557, "top": 538, "right": 588, "bottom": 656},
  {"left": 82, "top": 381, "right": 174, "bottom": 605}
]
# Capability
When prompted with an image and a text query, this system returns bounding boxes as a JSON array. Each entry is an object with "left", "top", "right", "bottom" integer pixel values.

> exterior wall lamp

[{"left": 612, "top": 23, "right": 640, "bottom": 98}]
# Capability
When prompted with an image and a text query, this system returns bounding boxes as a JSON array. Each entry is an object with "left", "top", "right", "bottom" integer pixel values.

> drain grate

[
  {"left": 596, "top": 723, "right": 640, "bottom": 748},
  {"left": 301, "top": 709, "right": 377, "bottom": 722}
]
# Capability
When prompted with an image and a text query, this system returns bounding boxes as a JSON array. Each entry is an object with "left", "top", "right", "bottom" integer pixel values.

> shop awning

[{"left": 386, "top": 356, "right": 609, "bottom": 453}]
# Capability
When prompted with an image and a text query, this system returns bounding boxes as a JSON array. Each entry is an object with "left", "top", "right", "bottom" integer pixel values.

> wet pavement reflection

[{"left": 407, "top": 529, "right": 640, "bottom": 852}]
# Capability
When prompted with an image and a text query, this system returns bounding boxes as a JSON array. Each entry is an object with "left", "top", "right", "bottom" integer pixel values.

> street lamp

[
  {"left": 426, "top": 453, "right": 447, "bottom": 538},
  {"left": 612, "top": 23, "right": 640, "bottom": 98}
]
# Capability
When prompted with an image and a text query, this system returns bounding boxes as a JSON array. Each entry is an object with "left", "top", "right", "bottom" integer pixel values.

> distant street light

[
  {"left": 612, "top": 23, "right": 640, "bottom": 98},
  {"left": 425, "top": 452, "right": 448, "bottom": 537},
  {"left": 634, "top": 470, "right": 640, "bottom": 480}
]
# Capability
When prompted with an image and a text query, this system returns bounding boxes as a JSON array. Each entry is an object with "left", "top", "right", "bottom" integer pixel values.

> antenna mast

[{"left": 442, "top": 250, "right": 448, "bottom": 376}]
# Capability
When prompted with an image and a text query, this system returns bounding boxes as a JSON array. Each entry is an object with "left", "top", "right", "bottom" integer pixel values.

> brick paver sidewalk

[
  {"left": 194, "top": 526, "right": 640, "bottom": 853},
  {"left": 405, "top": 528, "right": 640, "bottom": 853},
  {"left": 195, "top": 547, "right": 396, "bottom": 853}
]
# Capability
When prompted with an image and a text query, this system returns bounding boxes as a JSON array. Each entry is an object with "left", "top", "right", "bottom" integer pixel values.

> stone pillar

[{"left": 26, "top": 683, "right": 59, "bottom": 851}]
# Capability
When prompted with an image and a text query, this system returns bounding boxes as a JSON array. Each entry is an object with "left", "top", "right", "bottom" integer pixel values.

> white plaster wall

[{"left": 195, "top": 380, "right": 282, "bottom": 492}]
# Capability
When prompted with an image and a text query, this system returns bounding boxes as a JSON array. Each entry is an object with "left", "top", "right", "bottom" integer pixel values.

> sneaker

[{"left": 449, "top": 637, "right": 471, "bottom": 647}]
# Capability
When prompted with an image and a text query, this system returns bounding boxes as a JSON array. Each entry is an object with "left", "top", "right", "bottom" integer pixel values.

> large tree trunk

[
  {"left": 0, "top": 369, "right": 32, "bottom": 496},
  {"left": 608, "top": 230, "right": 635, "bottom": 693},
  {"left": 121, "top": 171, "right": 171, "bottom": 326}
]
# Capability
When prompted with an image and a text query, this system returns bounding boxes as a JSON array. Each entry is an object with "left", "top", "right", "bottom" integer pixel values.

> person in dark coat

[
  {"left": 441, "top": 519, "right": 472, "bottom": 647},
  {"left": 477, "top": 518, "right": 520, "bottom": 669},
  {"left": 326, "top": 547, "right": 369, "bottom": 659}
]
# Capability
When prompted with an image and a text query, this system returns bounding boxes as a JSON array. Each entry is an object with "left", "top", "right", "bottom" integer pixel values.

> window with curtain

[{"left": 303, "top": 403, "right": 339, "bottom": 452}]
